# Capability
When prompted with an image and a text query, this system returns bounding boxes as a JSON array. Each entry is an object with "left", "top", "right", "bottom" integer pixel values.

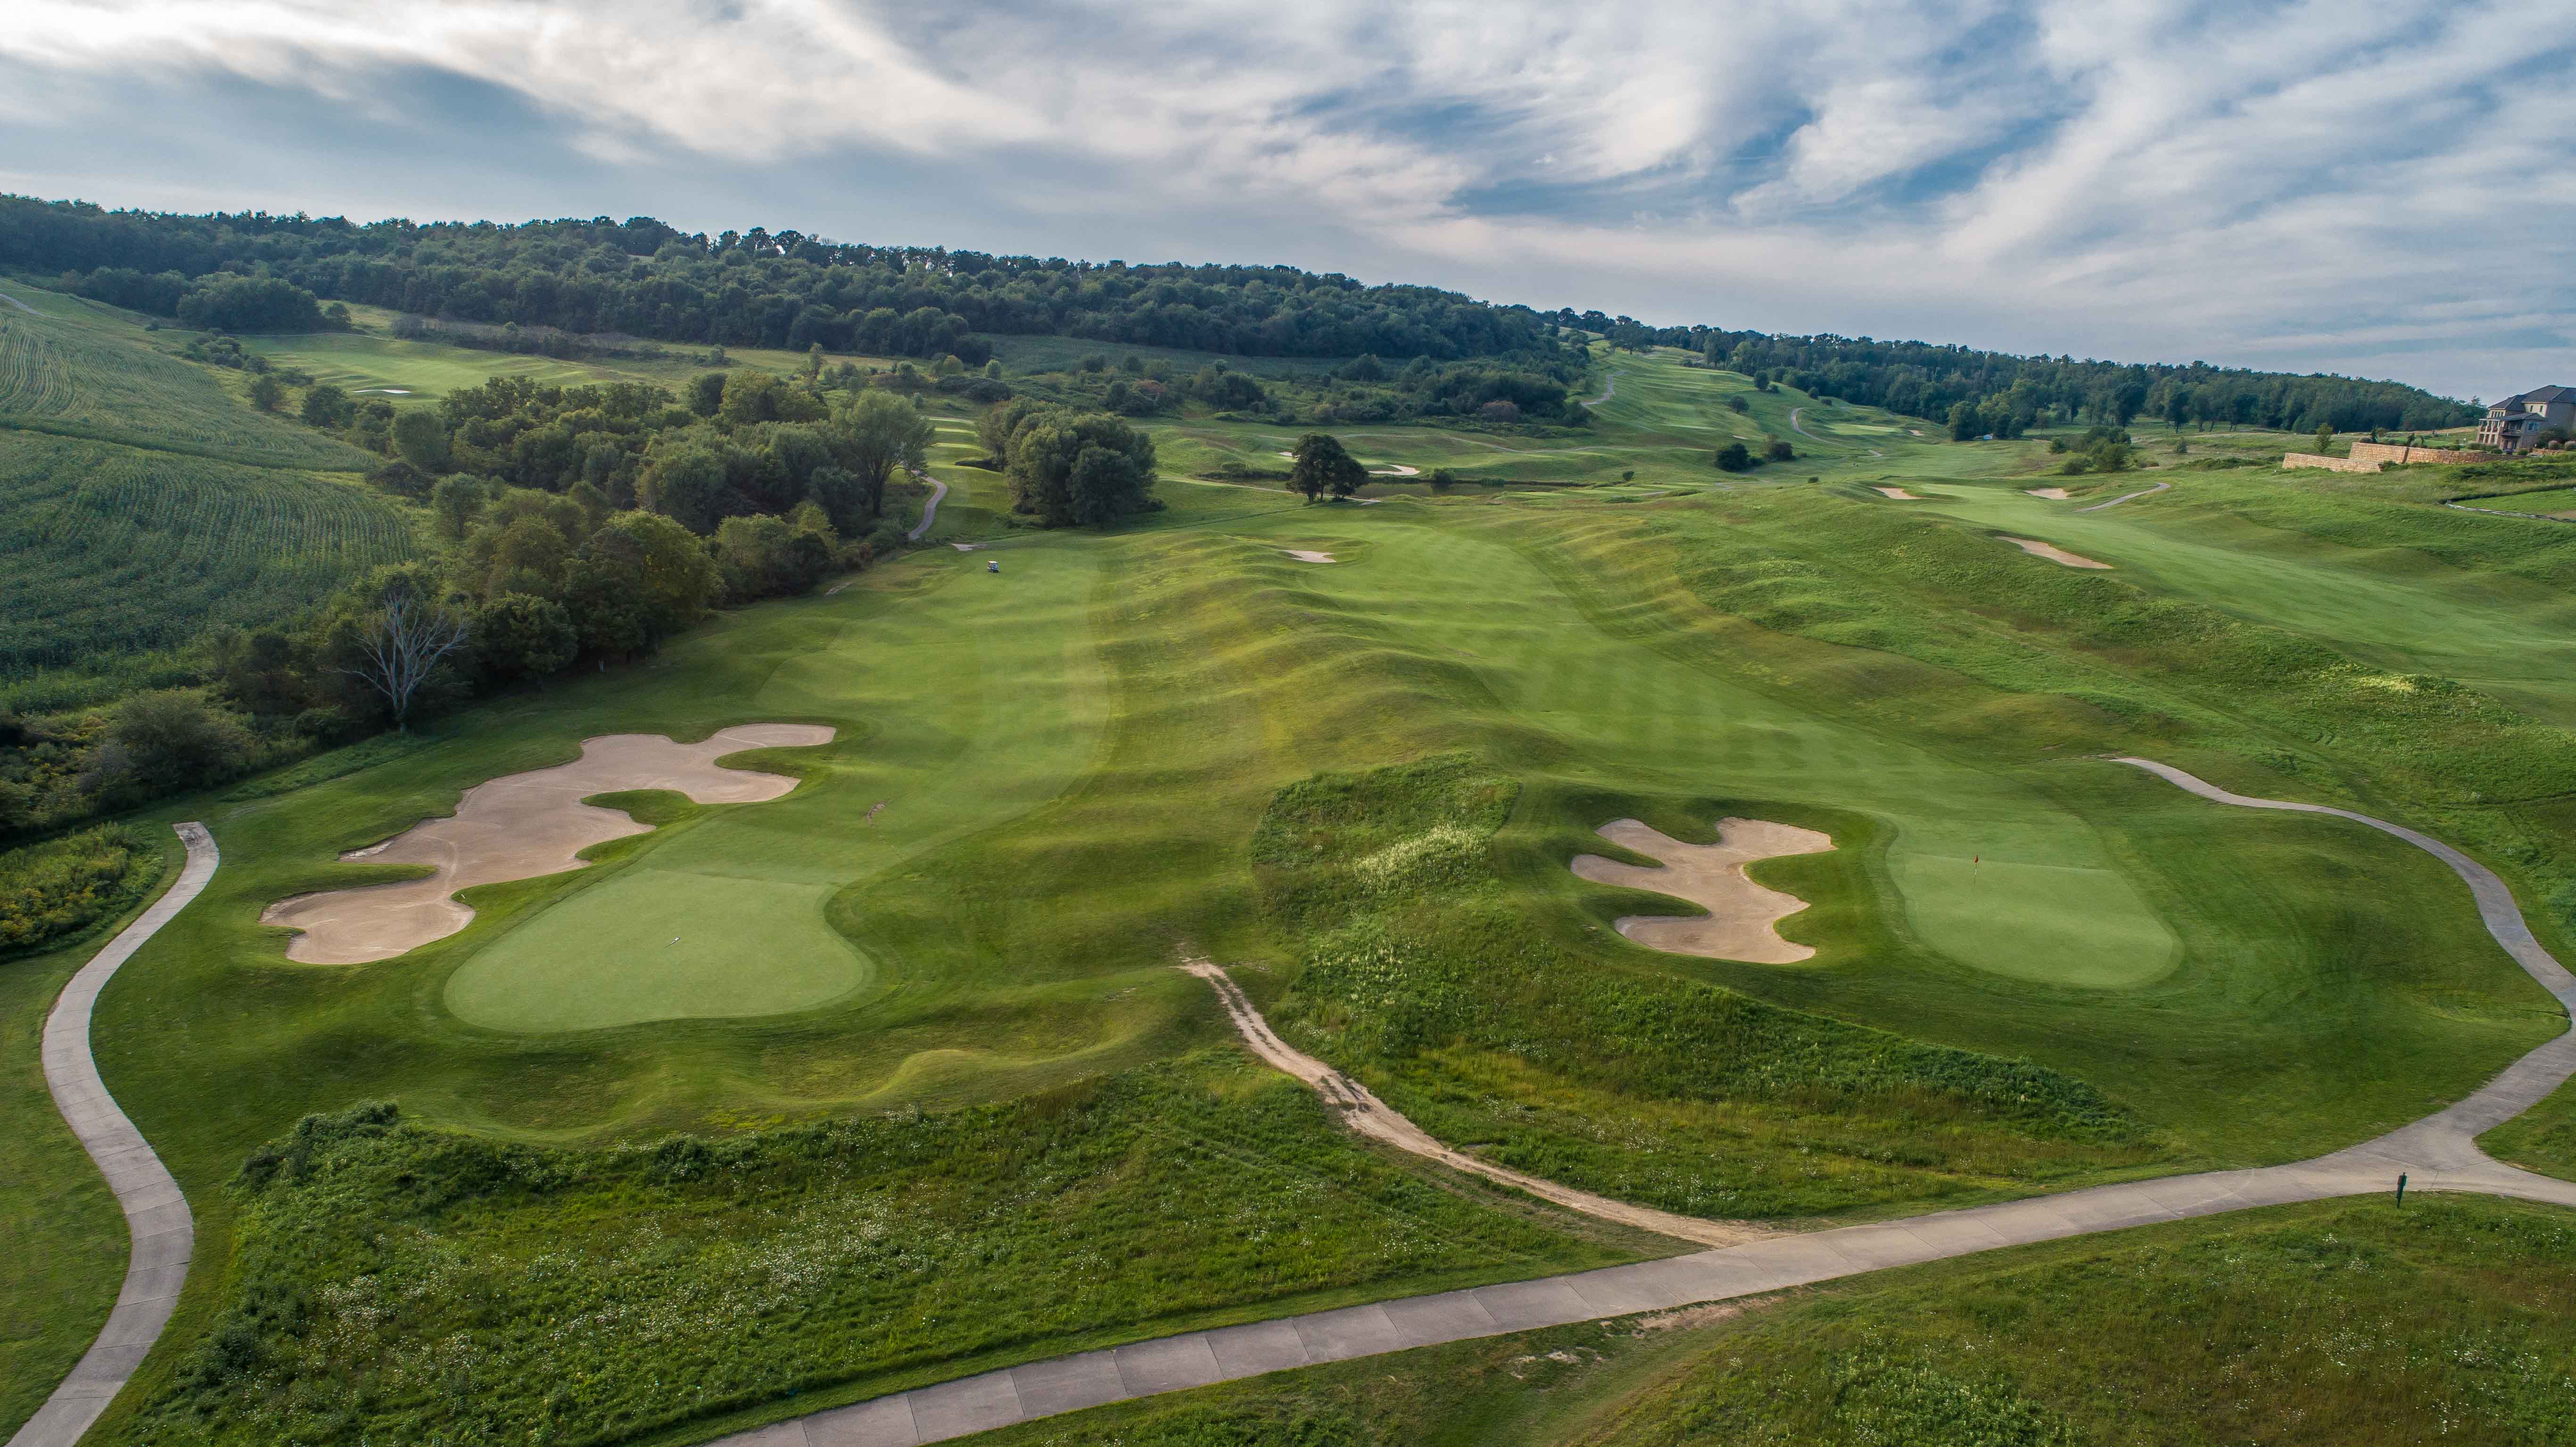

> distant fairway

[{"left": 1901, "top": 473, "right": 2576, "bottom": 727}]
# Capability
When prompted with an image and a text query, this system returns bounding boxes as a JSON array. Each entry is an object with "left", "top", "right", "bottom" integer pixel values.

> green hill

[
  {"left": 0, "top": 281, "right": 418, "bottom": 707},
  {"left": 0, "top": 280, "right": 376, "bottom": 469}
]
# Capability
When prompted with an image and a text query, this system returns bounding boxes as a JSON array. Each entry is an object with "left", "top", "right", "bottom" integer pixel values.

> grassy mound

[
  {"left": 132, "top": 1065, "right": 1630, "bottom": 1446},
  {"left": 1262, "top": 756, "right": 2159, "bottom": 1220}
]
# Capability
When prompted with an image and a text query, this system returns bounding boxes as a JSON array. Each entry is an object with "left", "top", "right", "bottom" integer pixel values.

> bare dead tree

[{"left": 337, "top": 587, "right": 471, "bottom": 731}]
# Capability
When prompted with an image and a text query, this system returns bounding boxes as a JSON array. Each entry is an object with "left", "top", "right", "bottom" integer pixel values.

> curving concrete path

[
  {"left": 2079, "top": 478, "right": 2170, "bottom": 510},
  {"left": 904, "top": 465, "right": 949, "bottom": 542},
  {"left": 709, "top": 761, "right": 2576, "bottom": 1447},
  {"left": 10, "top": 823, "right": 216, "bottom": 1447},
  {"left": 1788, "top": 405, "right": 1881, "bottom": 457}
]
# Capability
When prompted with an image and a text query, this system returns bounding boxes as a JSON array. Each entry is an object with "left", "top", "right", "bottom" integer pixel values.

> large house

[{"left": 2478, "top": 386, "right": 2576, "bottom": 453}]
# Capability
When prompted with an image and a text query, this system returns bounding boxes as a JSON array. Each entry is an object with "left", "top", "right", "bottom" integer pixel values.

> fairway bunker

[
  {"left": 2002, "top": 536, "right": 2111, "bottom": 569},
  {"left": 1571, "top": 817, "right": 1834, "bottom": 964},
  {"left": 263, "top": 724, "right": 833, "bottom": 964},
  {"left": 2026, "top": 486, "right": 2073, "bottom": 500},
  {"left": 1873, "top": 486, "right": 1925, "bottom": 500},
  {"left": 1284, "top": 549, "right": 1337, "bottom": 562}
]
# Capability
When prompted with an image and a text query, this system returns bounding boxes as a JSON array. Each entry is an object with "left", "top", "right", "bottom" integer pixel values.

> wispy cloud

[{"left": 4, "top": 0, "right": 2570, "bottom": 397}]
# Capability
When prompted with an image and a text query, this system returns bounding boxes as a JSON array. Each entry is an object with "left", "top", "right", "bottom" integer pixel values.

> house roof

[{"left": 2508, "top": 385, "right": 2574, "bottom": 406}]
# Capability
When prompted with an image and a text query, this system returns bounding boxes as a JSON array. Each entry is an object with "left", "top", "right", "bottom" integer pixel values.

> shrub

[
  {"left": 0, "top": 823, "right": 162, "bottom": 955},
  {"left": 1714, "top": 441, "right": 1754, "bottom": 472}
]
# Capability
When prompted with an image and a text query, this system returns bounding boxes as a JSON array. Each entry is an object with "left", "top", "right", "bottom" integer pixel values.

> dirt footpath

[{"left": 1183, "top": 960, "right": 1768, "bottom": 1247}]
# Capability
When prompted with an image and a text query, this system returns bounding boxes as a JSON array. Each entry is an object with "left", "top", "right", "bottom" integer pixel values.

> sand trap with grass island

[
  {"left": 1570, "top": 817, "right": 1834, "bottom": 964},
  {"left": 1873, "top": 486, "right": 1925, "bottom": 500},
  {"left": 2002, "top": 536, "right": 2111, "bottom": 569},
  {"left": 263, "top": 724, "right": 833, "bottom": 964}
]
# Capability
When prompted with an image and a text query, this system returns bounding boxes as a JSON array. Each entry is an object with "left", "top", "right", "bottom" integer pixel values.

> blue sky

[{"left": 5, "top": 0, "right": 2571, "bottom": 400}]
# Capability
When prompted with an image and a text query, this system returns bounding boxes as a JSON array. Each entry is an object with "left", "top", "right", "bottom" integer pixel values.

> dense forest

[
  {"left": 0, "top": 196, "right": 2472, "bottom": 436},
  {"left": 0, "top": 197, "right": 1561, "bottom": 364},
  {"left": 1570, "top": 311, "right": 2474, "bottom": 436}
]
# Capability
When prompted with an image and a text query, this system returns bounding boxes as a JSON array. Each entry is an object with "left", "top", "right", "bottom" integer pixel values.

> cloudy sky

[{"left": 5, "top": 0, "right": 2569, "bottom": 400}]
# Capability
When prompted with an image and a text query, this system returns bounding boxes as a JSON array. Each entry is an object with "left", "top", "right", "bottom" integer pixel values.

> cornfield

[
  {"left": 0, "top": 297, "right": 375, "bottom": 470},
  {"left": 0, "top": 435, "right": 423, "bottom": 677}
]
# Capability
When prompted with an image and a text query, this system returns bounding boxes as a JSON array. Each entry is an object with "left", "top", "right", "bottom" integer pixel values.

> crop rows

[
  {"left": 0, "top": 435, "right": 423, "bottom": 676},
  {"left": 0, "top": 302, "right": 374, "bottom": 470}
]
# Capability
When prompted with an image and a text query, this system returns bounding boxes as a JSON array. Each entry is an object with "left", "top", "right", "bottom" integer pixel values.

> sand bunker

[
  {"left": 2026, "top": 486, "right": 2072, "bottom": 500},
  {"left": 1873, "top": 486, "right": 1924, "bottom": 500},
  {"left": 263, "top": 724, "right": 833, "bottom": 964},
  {"left": 1369, "top": 463, "right": 1421, "bottom": 477},
  {"left": 2001, "top": 536, "right": 2112, "bottom": 569},
  {"left": 1570, "top": 817, "right": 1834, "bottom": 964},
  {"left": 1284, "top": 549, "right": 1337, "bottom": 563}
]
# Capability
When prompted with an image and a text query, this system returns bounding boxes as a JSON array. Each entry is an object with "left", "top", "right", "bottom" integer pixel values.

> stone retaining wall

[
  {"left": 2348, "top": 441, "right": 2498, "bottom": 466},
  {"left": 2280, "top": 452, "right": 2383, "bottom": 474}
]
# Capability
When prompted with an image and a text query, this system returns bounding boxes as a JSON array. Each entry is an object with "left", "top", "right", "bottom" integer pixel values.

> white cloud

[{"left": 3, "top": 0, "right": 2570, "bottom": 396}]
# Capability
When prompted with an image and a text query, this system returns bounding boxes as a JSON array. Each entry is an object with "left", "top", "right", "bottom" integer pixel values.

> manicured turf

[
  {"left": 437, "top": 523, "right": 1110, "bottom": 1032},
  {"left": 972, "top": 1196, "right": 2576, "bottom": 1447},
  {"left": 10, "top": 345, "right": 2570, "bottom": 1445},
  {"left": 2482, "top": 1073, "right": 2576, "bottom": 1182},
  {"left": 444, "top": 870, "right": 868, "bottom": 1031}
]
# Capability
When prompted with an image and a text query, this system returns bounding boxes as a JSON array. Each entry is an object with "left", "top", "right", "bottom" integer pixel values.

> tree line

[
  {"left": 1560, "top": 309, "right": 2471, "bottom": 436},
  {"left": 0, "top": 196, "right": 1563, "bottom": 363}
]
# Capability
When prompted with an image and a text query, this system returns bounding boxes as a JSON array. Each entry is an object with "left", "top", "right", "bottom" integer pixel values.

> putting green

[
  {"left": 433, "top": 515, "right": 1112, "bottom": 1034},
  {"left": 1892, "top": 854, "right": 2178, "bottom": 987},
  {"left": 445, "top": 870, "right": 868, "bottom": 1031}
]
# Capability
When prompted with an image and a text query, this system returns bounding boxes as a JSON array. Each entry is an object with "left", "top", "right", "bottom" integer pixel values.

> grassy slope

[
  {"left": 237, "top": 300, "right": 899, "bottom": 401},
  {"left": 121, "top": 1064, "right": 1646, "bottom": 1447},
  {"left": 0, "top": 432, "right": 426, "bottom": 681},
  {"left": 0, "top": 280, "right": 374, "bottom": 470},
  {"left": 972, "top": 1196, "right": 2576, "bottom": 1447},
  {"left": 6, "top": 347, "right": 2566, "bottom": 1442},
  {"left": 2482, "top": 1075, "right": 2576, "bottom": 1182},
  {"left": 0, "top": 282, "right": 426, "bottom": 708}
]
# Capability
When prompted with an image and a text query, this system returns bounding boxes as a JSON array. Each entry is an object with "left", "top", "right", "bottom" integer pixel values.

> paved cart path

[
  {"left": 10, "top": 824, "right": 216, "bottom": 1447},
  {"left": 711, "top": 761, "right": 2576, "bottom": 1447},
  {"left": 904, "top": 466, "right": 949, "bottom": 541},
  {"left": 2079, "top": 478, "right": 2170, "bottom": 510}
]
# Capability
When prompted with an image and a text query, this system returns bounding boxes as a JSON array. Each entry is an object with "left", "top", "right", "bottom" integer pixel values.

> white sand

[
  {"left": 1873, "top": 486, "right": 1925, "bottom": 500},
  {"left": 2001, "top": 536, "right": 2112, "bottom": 568},
  {"left": 1570, "top": 817, "right": 1834, "bottom": 964},
  {"left": 1284, "top": 549, "right": 1336, "bottom": 563},
  {"left": 2025, "top": 486, "right": 2072, "bottom": 500},
  {"left": 1183, "top": 960, "right": 1766, "bottom": 1246},
  {"left": 1369, "top": 464, "right": 1421, "bottom": 476},
  {"left": 262, "top": 725, "right": 833, "bottom": 964}
]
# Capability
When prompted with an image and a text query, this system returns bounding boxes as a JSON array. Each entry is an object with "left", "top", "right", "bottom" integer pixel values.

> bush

[
  {"left": 0, "top": 823, "right": 162, "bottom": 955},
  {"left": 1714, "top": 441, "right": 1754, "bottom": 472},
  {"left": 89, "top": 690, "right": 257, "bottom": 800}
]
